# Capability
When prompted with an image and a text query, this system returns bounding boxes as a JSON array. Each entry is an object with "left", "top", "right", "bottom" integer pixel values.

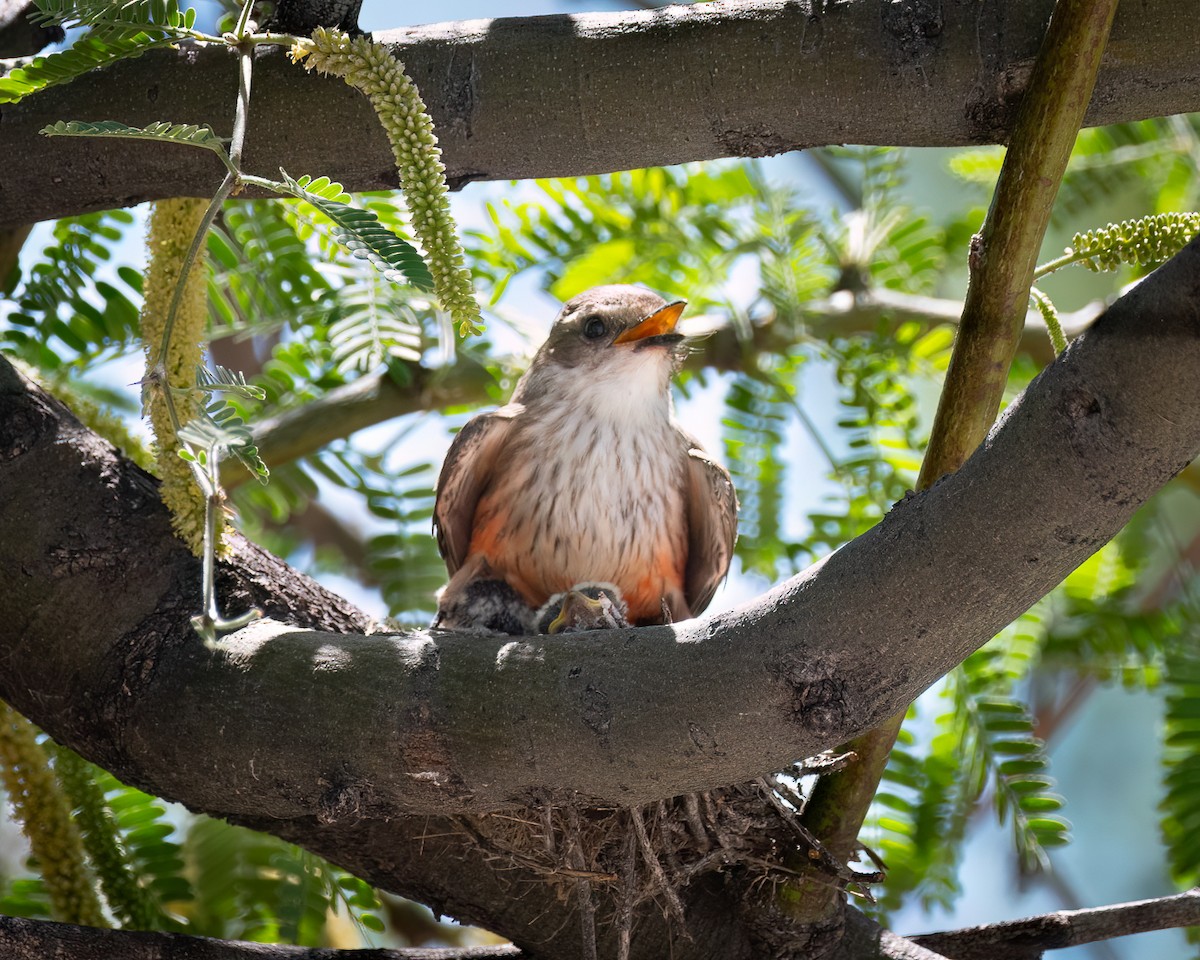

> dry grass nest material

[{"left": 450, "top": 762, "right": 884, "bottom": 959}]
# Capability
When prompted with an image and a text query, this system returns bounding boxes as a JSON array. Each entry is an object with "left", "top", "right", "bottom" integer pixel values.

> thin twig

[
  {"left": 629, "top": 806, "right": 687, "bottom": 931},
  {"left": 910, "top": 888, "right": 1200, "bottom": 960},
  {"left": 754, "top": 778, "right": 850, "bottom": 882},
  {"left": 617, "top": 830, "right": 637, "bottom": 960},
  {"left": 682, "top": 793, "right": 711, "bottom": 852},
  {"left": 564, "top": 806, "right": 598, "bottom": 960},
  {"left": 539, "top": 803, "right": 557, "bottom": 858}
]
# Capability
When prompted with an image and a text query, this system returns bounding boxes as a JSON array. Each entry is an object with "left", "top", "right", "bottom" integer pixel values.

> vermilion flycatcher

[{"left": 433, "top": 285, "right": 738, "bottom": 631}]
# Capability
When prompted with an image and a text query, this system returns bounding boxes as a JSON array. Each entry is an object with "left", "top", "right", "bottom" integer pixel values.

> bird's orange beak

[{"left": 612, "top": 300, "right": 687, "bottom": 344}]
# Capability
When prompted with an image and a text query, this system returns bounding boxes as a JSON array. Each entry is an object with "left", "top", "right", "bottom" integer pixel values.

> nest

[{"left": 450, "top": 758, "right": 884, "bottom": 959}]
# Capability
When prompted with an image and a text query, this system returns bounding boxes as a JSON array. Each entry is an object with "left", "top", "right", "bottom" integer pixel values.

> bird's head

[{"left": 516, "top": 285, "right": 688, "bottom": 406}]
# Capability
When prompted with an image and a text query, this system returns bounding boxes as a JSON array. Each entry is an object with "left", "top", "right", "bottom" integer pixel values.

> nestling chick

[
  {"left": 433, "top": 559, "right": 535, "bottom": 635},
  {"left": 535, "top": 582, "right": 631, "bottom": 634}
]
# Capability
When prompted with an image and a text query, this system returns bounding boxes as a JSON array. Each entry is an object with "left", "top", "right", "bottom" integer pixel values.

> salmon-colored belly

[{"left": 468, "top": 491, "right": 686, "bottom": 624}]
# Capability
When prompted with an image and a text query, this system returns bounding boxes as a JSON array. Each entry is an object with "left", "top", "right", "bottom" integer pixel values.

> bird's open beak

[
  {"left": 547, "top": 588, "right": 606, "bottom": 634},
  {"left": 612, "top": 300, "right": 687, "bottom": 344}
]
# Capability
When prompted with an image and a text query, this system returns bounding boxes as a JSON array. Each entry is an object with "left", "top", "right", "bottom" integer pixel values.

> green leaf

[
  {"left": 550, "top": 237, "right": 637, "bottom": 300},
  {"left": 0, "top": 32, "right": 177, "bottom": 104},
  {"left": 177, "top": 401, "right": 269, "bottom": 484},
  {"left": 51, "top": 749, "right": 168, "bottom": 930},
  {"left": 1163, "top": 640, "right": 1200, "bottom": 887},
  {"left": 0, "top": 878, "right": 54, "bottom": 920},
  {"left": 358, "top": 912, "right": 385, "bottom": 932},
  {"left": 276, "top": 172, "right": 434, "bottom": 292},
  {"left": 99, "top": 773, "right": 193, "bottom": 915},
  {"left": 207, "top": 198, "right": 334, "bottom": 337},
  {"left": 327, "top": 280, "right": 423, "bottom": 374},
  {"left": 196, "top": 364, "right": 267, "bottom": 400},
  {"left": 1, "top": 211, "right": 142, "bottom": 370},
  {"left": 31, "top": 0, "right": 197, "bottom": 40},
  {"left": 41, "top": 120, "right": 231, "bottom": 168},
  {"left": 970, "top": 693, "right": 1069, "bottom": 872}
]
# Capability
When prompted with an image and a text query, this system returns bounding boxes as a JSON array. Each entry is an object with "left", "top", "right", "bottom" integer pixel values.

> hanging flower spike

[
  {"left": 292, "top": 28, "right": 482, "bottom": 336},
  {"left": 1069, "top": 211, "right": 1200, "bottom": 273},
  {"left": 52, "top": 746, "right": 162, "bottom": 930},
  {"left": 140, "top": 198, "right": 214, "bottom": 555},
  {"left": 0, "top": 703, "right": 108, "bottom": 927}
]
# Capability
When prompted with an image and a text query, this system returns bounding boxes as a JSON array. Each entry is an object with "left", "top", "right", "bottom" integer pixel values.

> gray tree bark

[{"left": 2, "top": 0, "right": 1200, "bottom": 226}]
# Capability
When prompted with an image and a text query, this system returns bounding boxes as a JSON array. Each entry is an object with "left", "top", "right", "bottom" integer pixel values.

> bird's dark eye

[{"left": 583, "top": 317, "right": 607, "bottom": 340}]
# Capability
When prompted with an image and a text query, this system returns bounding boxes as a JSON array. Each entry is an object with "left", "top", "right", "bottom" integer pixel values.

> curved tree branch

[
  {"left": 0, "top": 915, "right": 521, "bottom": 960},
  {"left": 1, "top": 235, "right": 1198, "bottom": 960},
  {"left": 3, "top": 0, "right": 1200, "bottom": 226},
  {"left": 0, "top": 910, "right": 953, "bottom": 960},
  {"left": 2, "top": 237, "right": 1198, "bottom": 819},
  {"left": 3, "top": 887, "right": 1196, "bottom": 960}
]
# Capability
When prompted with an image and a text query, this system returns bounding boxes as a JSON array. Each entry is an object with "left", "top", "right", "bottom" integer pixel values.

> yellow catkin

[
  {"left": 0, "top": 702, "right": 108, "bottom": 927},
  {"left": 1071, "top": 211, "right": 1200, "bottom": 272},
  {"left": 292, "top": 28, "right": 481, "bottom": 335},
  {"left": 139, "top": 198, "right": 215, "bottom": 556}
]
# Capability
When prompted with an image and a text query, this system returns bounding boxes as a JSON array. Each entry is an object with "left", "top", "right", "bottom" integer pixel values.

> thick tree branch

[
  {"left": 0, "top": 222, "right": 30, "bottom": 285},
  {"left": 3, "top": 0, "right": 1200, "bottom": 226},
  {"left": 2, "top": 237, "right": 1198, "bottom": 819},
  {"left": 268, "top": 0, "right": 364, "bottom": 36},
  {"left": 1, "top": 242, "right": 1198, "bottom": 960},
  {"left": 0, "top": 1, "right": 62, "bottom": 58}
]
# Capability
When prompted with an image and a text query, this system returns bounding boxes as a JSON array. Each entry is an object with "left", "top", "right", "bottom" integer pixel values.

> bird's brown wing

[
  {"left": 434, "top": 404, "right": 522, "bottom": 574},
  {"left": 681, "top": 438, "right": 739, "bottom": 616}
]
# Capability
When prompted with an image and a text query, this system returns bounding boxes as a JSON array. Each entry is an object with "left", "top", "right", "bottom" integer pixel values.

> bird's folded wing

[
  {"left": 433, "top": 404, "right": 523, "bottom": 574},
  {"left": 682, "top": 442, "right": 739, "bottom": 616}
]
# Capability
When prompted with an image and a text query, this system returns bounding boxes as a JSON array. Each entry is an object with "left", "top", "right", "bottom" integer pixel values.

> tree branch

[
  {"left": 0, "top": 915, "right": 522, "bottom": 960},
  {"left": 909, "top": 888, "right": 1200, "bottom": 960},
  {"left": 798, "top": 0, "right": 1121, "bottom": 888},
  {"left": 225, "top": 358, "right": 497, "bottom": 486},
  {"left": 1, "top": 243, "right": 1198, "bottom": 960},
  {"left": 921, "top": 0, "right": 1120, "bottom": 481},
  {"left": 3, "top": 0, "right": 1200, "bottom": 226},
  {"left": 0, "top": 1, "right": 62, "bottom": 58},
  {"left": 0, "top": 222, "right": 30, "bottom": 286},
  {"left": 4, "top": 887, "right": 1193, "bottom": 960},
  {"left": 2, "top": 236, "right": 1198, "bottom": 818},
  {"left": 268, "top": 0, "right": 364, "bottom": 36}
]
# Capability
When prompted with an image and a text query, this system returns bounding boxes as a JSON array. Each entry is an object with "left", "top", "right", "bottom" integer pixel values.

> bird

[
  {"left": 432, "top": 558, "right": 539, "bottom": 636},
  {"left": 432, "top": 284, "right": 738, "bottom": 632},
  {"left": 535, "top": 582, "right": 630, "bottom": 635}
]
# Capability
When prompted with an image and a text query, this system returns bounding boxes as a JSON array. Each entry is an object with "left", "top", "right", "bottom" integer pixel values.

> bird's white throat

[{"left": 531, "top": 348, "right": 676, "bottom": 429}]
